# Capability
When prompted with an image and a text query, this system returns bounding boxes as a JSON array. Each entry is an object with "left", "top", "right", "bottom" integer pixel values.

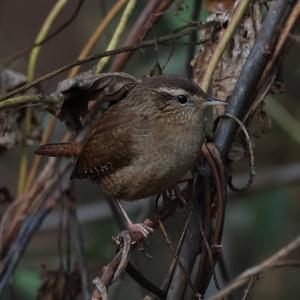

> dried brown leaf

[
  {"left": 54, "top": 72, "right": 137, "bottom": 132},
  {"left": 249, "top": 105, "right": 272, "bottom": 138},
  {"left": 0, "top": 69, "right": 41, "bottom": 153},
  {"left": 193, "top": 2, "right": 262, "bottom": 115},
  {"left": 0, "top": 68, "right": 26, "bottom": 91}
]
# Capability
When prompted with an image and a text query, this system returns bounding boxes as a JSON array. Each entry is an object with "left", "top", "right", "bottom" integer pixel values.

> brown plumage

[
  {"left": 36, "top": 74, "right": 226, "bottom": 235},
  {"left": 37, "top": 142, "right": 82, "bottom": 158}
]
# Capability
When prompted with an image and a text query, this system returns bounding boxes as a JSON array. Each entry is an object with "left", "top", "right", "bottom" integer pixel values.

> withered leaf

[
  {"left": 249, "top": 105, "right": 272, "bottom": 138},
  {"left": 0, "top": 68, "right": 26, "bottom": 92},
  {"left": 0, "top": 68, "right": 41, "bottom": 153},
  {"left": 193, "top": 2, "right": 262, "bottom": 116},
  {"left": 54, "top": 72, "right": 137, "bottom": 132}
]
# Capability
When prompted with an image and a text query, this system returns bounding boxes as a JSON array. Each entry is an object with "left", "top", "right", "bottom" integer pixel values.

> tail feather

[{"left": 35, "top": 142, "right": 82, "bottom": 158}]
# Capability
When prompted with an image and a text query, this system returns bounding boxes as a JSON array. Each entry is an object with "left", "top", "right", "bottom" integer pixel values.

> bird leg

[{"left": 112, "top": 199, "right": 154, "bottom": 239}]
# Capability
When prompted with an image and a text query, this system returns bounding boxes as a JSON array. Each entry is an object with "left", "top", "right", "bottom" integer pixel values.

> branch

[
  {"left": 25, "top": 1, "right": 128, "bottom": 191},
  {"left": 166, "top": 0, "right": 298, "bottom": 298},
  {"left": 0, "top": 205, "right": 53, "bottom": 291},
  {"left": 0, "top": 23, "right": 209, "bottom": 102},
  {"left": 0, "top": 179, "right": 71, "bottom": 291},
  {"left": 111, "top": 0, "right": 174, "bottom": 71},
  {"left": 215, "top": 0, "right": 297, "bottom": 158},
  {"left": 95, "top": 0, "right": 137, "bottom": 73},
  {"left": 69, "top": 0, "right": 127, "bottom": 78},
  {"left": 18, "top": 0, "right": 70, "bottom": 196},
  {"left": 0, "top": 93, "right": 63, "bottom": 110},
  {"left": 4, "top": 0, "right": 85, "bottom": 67},
  {"left": 208, "top": 234, "right": 300, "bottom": 300}
]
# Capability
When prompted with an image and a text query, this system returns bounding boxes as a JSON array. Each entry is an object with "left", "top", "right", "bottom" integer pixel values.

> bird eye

[{"left": 176, "top": 94, "right": 188, "bottom": 104}]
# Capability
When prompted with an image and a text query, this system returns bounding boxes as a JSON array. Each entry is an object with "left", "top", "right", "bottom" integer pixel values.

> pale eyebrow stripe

[{"left": 156, "top": 87, "right": 187, "bottom": 96}]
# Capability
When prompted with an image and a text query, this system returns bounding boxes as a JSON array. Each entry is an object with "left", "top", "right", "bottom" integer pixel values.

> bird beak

[{"left": 203, "top": 95, "right": 228, "bottom": 106}]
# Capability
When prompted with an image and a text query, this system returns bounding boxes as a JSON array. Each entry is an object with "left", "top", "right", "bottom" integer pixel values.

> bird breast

[{"left": 100, "top": 117, "right": 204, "bottom": 200}]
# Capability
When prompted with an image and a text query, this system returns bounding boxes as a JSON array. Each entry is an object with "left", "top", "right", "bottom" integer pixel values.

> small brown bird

[{"left": 37, "top": 75, "right": 226, "bottom": 236}]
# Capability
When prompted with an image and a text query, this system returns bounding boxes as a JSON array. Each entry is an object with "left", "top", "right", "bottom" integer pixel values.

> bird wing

[{"left": 71, "top": 106, "right": 136, "bottom": 180}]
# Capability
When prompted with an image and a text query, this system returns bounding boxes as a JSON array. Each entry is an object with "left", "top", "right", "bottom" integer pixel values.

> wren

[{"left": 36, "top": 75, "right": 226, "bottom": 236}]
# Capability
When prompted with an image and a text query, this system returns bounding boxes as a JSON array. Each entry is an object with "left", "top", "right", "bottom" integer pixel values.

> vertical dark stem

[
  {"left": 215, "top": 0, "right": 296, "bottom": 157},
  {"left": 165, "top": 207, "right": 201, "bottom": 300},
  {"left": 165, "top": 0, "right": 297, "bottom": 299},
  {"left": 186, "top": 0, "right": 202, "bottom": 77}
]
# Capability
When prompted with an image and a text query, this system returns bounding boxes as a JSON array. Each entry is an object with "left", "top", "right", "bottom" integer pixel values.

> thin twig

[
  {"left": 199, "top": 227, "right": 222, "bottom": 293},
  {"left": 25, "top": 1, "right": 127, "bottom": 191},
  {"left": 3, "top": 0, "right": 85, "bottom": 67},
  {"left": 96, "top": 0, "right": 137, "bottom": 73},
  {"left": 167, "top": 0, "right": 297, "bottom": 298},
  {"left": 0, "top": 160, "right": 70, "bottom": 256},
  {"left": 0, "top": 206, "right": 53, "bottom": 291},
  {"left": 0, "top": 94, "right": 43, "bottom": 110},
  {"left": 241, "top": 276, "right": 259, "bottom": 300},
  {"left": 69, "top": 0, "right": 127, "bottom": 78},
  {"left": 25, "top": 2, "right": 126, "bottom": 191},
  {"left": 92, "top": 277, "right": 109, "bottom": 300},
  {"left": 111, "top": 0, "right": 174, "bottom": 71},
  {"left": 258, "top": 1, "right": 300, "bottom": 88},
  {"left": 0, "top": 23, "right": 208, "bottom": 102},
  {"left": 68, "top": 190, "right": 90, "bottom": 300},
  {"left": 160, "top": 211, "right": 191, "bottom": 293},
  {"left": 0, "top": 183, "right": 73, "bottom": 291},
  {"left": 18, "top": 0, "right": 70, "bottom": 196},
  {"left": 193, "top": 143, "right": 226, "bottom": 294},
  {"left": 208, "top": 234, "right": 300, "bottom": 300},
  {"left": 158, "top": 217, "right": 199, "bottom": 296},
  {"left": 25, "top": 116, "right": 57, "bottom": 191},
  {"left": 222, "top": 113, "right": 255, "bottom": 192}
]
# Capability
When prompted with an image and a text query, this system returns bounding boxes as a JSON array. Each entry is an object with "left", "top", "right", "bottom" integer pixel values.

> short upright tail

[{"left": 35, "top": 142, "right": 82, "bottom": 158}]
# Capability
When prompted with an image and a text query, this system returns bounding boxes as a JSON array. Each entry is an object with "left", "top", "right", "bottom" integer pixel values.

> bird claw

[{"left": 127, "top": 223, "right": 154, "bottom": 239}]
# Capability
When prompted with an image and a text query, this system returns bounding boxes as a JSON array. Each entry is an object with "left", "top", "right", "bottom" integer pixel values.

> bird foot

[{"left": 127, "top": 222, "right": 154, "bottom": 239}]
